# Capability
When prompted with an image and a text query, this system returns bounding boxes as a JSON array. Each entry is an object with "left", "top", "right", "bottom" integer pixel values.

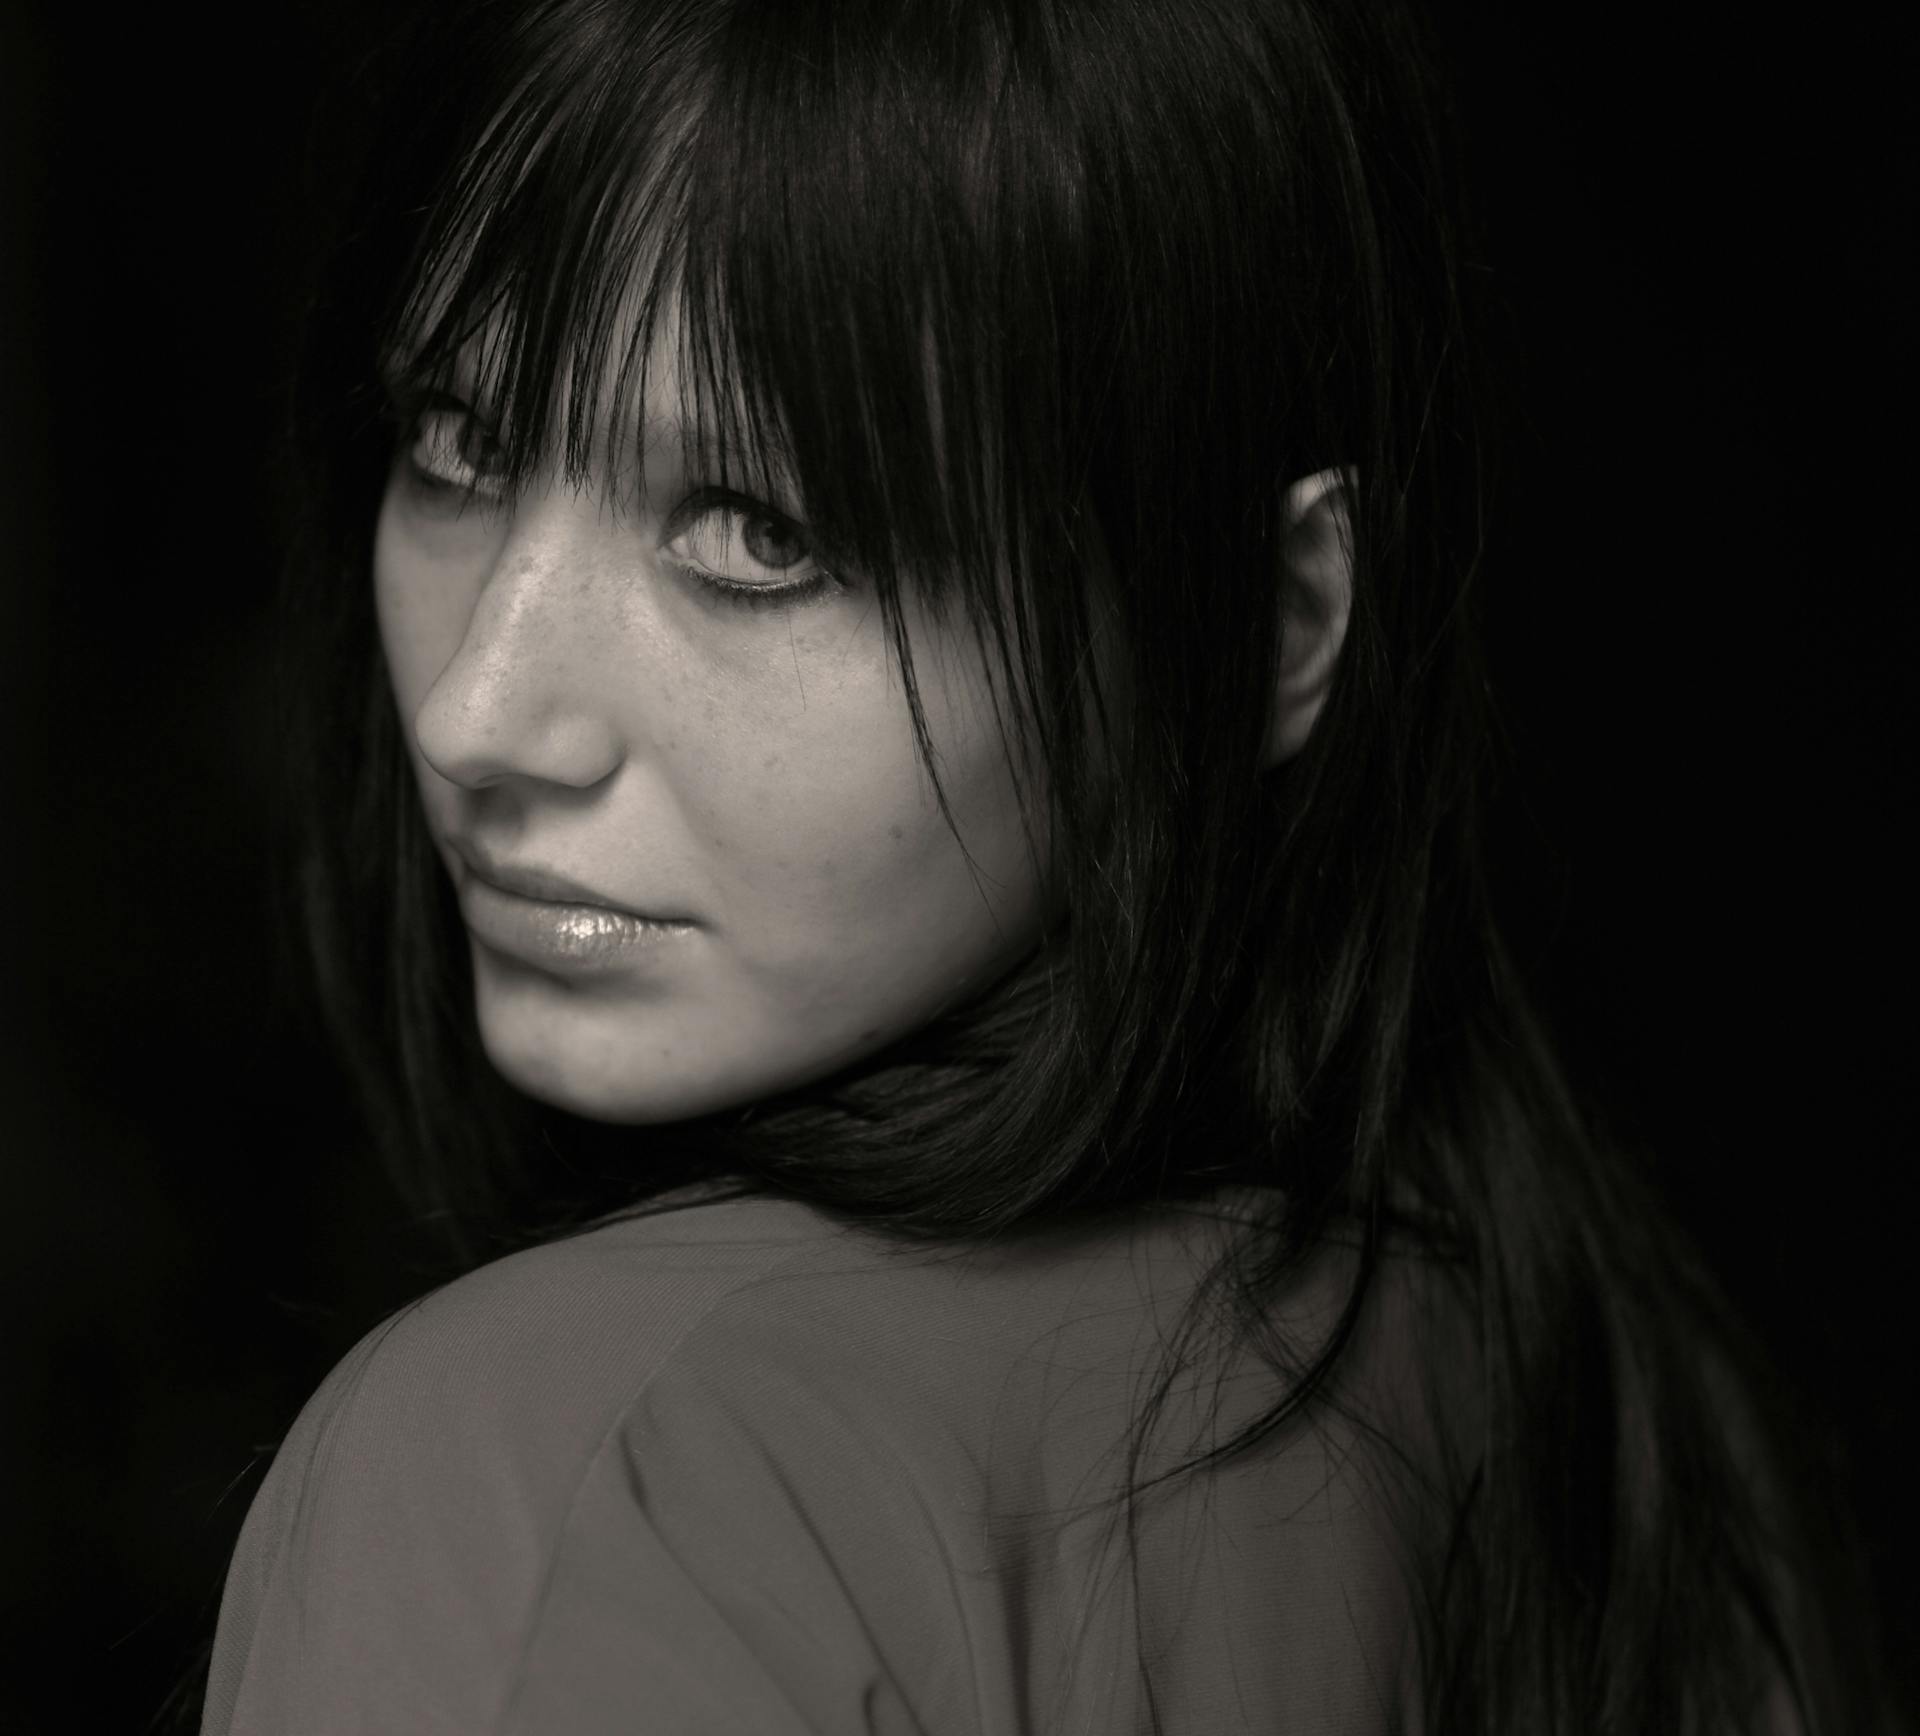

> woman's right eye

[{"left": 402, "top": 404, "right": 508, "bottom": 503}]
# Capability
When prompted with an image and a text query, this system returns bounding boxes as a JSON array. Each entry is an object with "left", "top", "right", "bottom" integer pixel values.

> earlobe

[{"left": 1262, "top": 466, "right": 1356, "bottom": 768}]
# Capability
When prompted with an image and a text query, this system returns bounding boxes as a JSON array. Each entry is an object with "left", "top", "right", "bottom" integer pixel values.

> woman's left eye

[{"left": 661, "top": 493, "right": 842, "bottom": 611}]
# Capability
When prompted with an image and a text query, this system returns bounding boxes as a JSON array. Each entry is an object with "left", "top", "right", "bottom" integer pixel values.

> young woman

[{"left": 185, "top": 0, "right": 1900, "bottom": 1731}]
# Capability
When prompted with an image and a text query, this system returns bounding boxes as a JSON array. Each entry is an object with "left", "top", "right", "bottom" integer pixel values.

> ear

[{"left": 1263, "top": 466, "right": 1356, "bottom": 768}]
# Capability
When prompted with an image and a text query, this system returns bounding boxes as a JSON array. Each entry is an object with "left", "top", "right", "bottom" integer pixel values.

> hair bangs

[
  {"left": 373, "top": 10, "right": 704, "bottom": 515},
  {"left": 380, "top": 5, "right": 1072, "bottom": 559}
]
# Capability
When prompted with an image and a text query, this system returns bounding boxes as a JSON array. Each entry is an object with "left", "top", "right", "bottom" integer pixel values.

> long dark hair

[{"left": 169, "top": 0, "right": 1902, "bottom": 1731}]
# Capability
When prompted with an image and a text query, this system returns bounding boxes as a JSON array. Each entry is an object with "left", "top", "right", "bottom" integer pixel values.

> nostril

[{"left": 414, "top": 675, "right": 624, "bottom": 792}]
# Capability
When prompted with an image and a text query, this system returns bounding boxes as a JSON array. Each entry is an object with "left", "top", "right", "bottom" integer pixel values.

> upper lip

[{"left": 449, "top": 838, "right": 689, "bottom": 922}]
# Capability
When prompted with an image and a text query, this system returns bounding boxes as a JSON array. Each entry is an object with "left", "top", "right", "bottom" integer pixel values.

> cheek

[
  {"left": 372, "top": 491, "right": 483, "bottom": 722},
  {"left": 676, "top": 638, "right": 1038, "bottom": 957}
]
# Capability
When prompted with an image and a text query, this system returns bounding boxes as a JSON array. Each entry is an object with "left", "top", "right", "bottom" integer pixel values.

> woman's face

[{"left": 373, "top": 325, "right": 1051, "bottom": 1123}]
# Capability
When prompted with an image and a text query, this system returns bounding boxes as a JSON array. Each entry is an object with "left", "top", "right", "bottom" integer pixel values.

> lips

[
  {"left": 445, "top": 836, "right": 699, "bottom": 971},
  {"left": 460, "top": 875, "right": 694, "bottom": 966},
  {"left": 447, "top": 837, "right": 692, "bottom": 925}
]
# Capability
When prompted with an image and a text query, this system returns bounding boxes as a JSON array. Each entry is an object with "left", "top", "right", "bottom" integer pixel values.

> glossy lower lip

[{"left": 459, "top": 875, "right": 697, "bottom": 970}]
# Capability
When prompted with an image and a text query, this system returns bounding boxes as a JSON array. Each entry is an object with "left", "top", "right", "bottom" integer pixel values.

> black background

[{"left": 4, "top": 4, "right": 1915, "bottom": 1731}]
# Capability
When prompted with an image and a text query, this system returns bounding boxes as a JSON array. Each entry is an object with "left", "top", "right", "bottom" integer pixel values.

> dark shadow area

[{"left": 6, "top": 4, "right": 1913, "bottom": 1730}]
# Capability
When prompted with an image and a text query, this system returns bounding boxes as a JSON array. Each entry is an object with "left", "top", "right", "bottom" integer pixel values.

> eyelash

[
  {"left": 385, "top": 394, "right": 845, "bottom": 614},
  {"left": 687, "top": 565, "right": 837, "bottom": 612},
  {"left": 663, "top": 487, "right": 842, "bottom": 614}
]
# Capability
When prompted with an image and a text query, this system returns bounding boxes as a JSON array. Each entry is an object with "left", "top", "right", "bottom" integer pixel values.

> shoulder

[
  {"left": 256, "top": 1191, "right": 843, "bottom": 1492},
  {"left": 264, "top": 1189, "right": 888, "bottom": 1532},
  {"left": 204, "top": 1189, "right": 964, "bottom": 1735}
]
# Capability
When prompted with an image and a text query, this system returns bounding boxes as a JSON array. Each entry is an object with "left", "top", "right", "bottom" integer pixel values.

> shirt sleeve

[
  {"left": 199, "top": 1246, "right": 968, "bottom": 1736},
  {"left": 502, "top": 1331, "right": 961, "bottom": 1736}
]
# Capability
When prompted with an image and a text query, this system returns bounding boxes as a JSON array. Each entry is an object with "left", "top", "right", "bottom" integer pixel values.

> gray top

[{"left": 202, "top": 1184, "right": 1458, "bottom": 1734}]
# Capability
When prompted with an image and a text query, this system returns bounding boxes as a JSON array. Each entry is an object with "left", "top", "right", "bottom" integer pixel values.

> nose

[{"left": 412, "top": 495, "right": 629, "bottom": 792}]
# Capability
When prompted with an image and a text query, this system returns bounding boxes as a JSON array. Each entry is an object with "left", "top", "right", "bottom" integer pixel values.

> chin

[
  {"left": 473, "top": 987, "right": 831, "bottom": 1130},
  {"left": 463, "top": 944, "right": 915, "bottom": 1125},
  {"left": 474, "top": 1021, "right": 715, "bottom": 1124}
]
